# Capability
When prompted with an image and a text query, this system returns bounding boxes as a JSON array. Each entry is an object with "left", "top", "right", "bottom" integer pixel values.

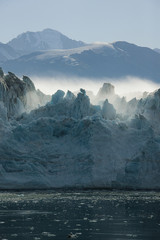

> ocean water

[{"left": 0, "top": 190, "right": 160, "bottom": 240}]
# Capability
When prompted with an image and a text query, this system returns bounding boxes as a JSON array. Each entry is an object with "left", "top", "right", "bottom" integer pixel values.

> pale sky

[{"left": 0, "top": 0, "right": 160, "bottom": 49}]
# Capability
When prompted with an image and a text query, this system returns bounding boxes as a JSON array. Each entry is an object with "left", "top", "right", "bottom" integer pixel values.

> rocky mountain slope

[
  {"left": 3, "top": 41, "right": 160, "bottom": 82},
  {"left": 0, "top": 69, "right": 160, "bottom": 189},
  {"left": 154, "top": 48, "right": 160, "bottom": 54},
  {"left": 0, "top": 42, "right": 19, "bottom": 64}
]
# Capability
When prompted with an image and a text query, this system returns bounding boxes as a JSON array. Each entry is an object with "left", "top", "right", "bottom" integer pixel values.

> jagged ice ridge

[{"left": 0, "top": 68, "right": 160, "bottom": 189}]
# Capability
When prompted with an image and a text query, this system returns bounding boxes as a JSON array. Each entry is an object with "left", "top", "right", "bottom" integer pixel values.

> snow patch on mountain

[
  {"left": 33, "top": 42, "right": 116, "bottom": 60},
  {"left": 7, "top": 29, "right": 86, "bottom": 56}
]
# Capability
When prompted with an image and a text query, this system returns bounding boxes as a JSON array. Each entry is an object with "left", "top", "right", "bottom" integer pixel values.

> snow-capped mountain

[
  {"left": 0, "top": 42, "right": 19, "bottom": 63},
  {"left": 1, "top": 30, "right": 160, "bottom": 82},
  {"left": 3, "top": 41, "right": 160, "bottom": 82},
  {"left": 7, "top": 29, "right": 85, "bottom": 56},
  {"left": 0, "top": 68, "right": 160, "bottom": 190}
]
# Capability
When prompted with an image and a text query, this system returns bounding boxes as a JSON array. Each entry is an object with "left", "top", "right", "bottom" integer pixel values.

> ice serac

[
  {"left": 72, "top": 89, "right": 91, "bottom": 119},
  {"left": 102, "top": 99, "right": 116, "bottom": 120},
  {"left": 95, "top": 82, "right": 126, "bottom": 116},
  {"left": 50, "top": 90, "right": 65, "bottom": 105},
  {"left": 65, "top": 90, "right": 75, "bottom": 101},
  {"left": 0, "top": 71, "right": 50, "bottom": 118},
  {"left": 0, "top": 72, "right": 160, "bottom": 190},
  {"left": 97, "top": 83, "right": 115, "bottom": 101},
  {"left": 95, "top": 82, "right": 118, "bottom": 108},
  {"left": 0, "top": 67, "right": 4, "bottom": 77}
]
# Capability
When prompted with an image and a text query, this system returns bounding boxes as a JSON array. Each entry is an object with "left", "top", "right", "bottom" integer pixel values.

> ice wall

[{"left": 0, "top": 70, "right": 160, "bottom": 190}]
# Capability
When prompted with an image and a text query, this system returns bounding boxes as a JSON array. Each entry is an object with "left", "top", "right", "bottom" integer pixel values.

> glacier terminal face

[{"left": 0, "top": 70, "right": 160, "bottom": 189}]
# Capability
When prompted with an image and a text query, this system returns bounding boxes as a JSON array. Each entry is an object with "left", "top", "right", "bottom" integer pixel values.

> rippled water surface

[{"left": 0, "top": 190, "right": 160, "bottom": 239}]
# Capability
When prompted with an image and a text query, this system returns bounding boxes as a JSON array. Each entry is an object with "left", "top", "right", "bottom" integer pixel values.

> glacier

[{"left": 0, "top": 68, "right": 160, "bottom": 190}]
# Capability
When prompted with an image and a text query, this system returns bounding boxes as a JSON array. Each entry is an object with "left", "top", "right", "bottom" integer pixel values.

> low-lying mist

[{"left": 32, "top": 76, "right": 160, "bottom": 101}]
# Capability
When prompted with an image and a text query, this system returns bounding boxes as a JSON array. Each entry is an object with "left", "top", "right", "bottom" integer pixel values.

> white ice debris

[{"left": 0, "top": 70, "right": 160, "bottom": 190}]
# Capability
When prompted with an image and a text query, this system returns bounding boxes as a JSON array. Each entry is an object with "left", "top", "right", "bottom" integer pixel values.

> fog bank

[{"left": 32, "top": 76, "right": 160, "bottom": 100}]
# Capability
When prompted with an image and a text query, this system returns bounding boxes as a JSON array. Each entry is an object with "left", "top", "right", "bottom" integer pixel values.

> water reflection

[{"left": 0, "top": 190, "right": 160, "bottom": 239}]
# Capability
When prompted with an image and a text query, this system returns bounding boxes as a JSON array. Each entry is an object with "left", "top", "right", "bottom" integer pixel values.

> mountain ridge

[
  {"left": 154, "top": 48, "right": 160, "bottom": 54},
  {"left": 7, "top": 28, "right": 86, "bottom": 56},
  {"left": 2, "top": 41, "right": 160, "bottom": 82},
  {"left": 1, "top": 29, "right": 160, "bottom": 82},
  {"left": 0, "top": 42, "right": 20, "bottom": 63}
]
